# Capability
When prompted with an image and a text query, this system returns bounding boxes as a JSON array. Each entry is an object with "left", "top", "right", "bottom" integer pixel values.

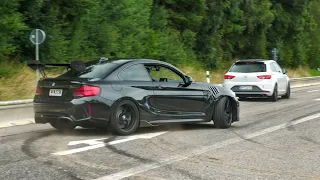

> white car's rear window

[{"left": 229, "top": 62, "right": 266, "bottom": 73}]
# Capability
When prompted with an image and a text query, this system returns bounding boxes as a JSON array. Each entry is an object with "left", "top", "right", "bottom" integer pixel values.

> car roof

[
  {"left": 85, "top": 58, "right": 185, "bottom": 74},
  {"left": 86, "top": 58, "right": 168, "bottom": 65},
  {"left": 236, "top": 59, "right": 275, "bottom": 63}
]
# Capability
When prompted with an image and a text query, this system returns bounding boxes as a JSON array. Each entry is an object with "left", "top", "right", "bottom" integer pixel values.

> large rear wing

[{"left": 27, "top": 60, "right": 86, "bottom": 78}]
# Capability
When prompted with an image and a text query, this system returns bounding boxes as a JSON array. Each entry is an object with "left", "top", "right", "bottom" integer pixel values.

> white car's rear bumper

[{"left": 223, "top": 81, "right": 275, "bottom": 97}]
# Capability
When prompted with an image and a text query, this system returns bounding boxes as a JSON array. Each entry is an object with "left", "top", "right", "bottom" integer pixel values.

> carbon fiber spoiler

[{"left": 27, "top": 60, "right": 86, "bottom": 78}]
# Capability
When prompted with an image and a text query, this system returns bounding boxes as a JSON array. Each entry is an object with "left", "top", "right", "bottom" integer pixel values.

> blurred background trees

[{"left": 1, "top": 0, "right": 320, "bottom": 69}]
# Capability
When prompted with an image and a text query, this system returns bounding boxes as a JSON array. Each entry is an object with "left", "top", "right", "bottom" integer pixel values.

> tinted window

[
  {"left": 120, "top": 64, "right": 151, "bottom": 81},
  {"left": 270, "top": 63, "right": 278, "bottom": 72},
  {"left": 229, "top": 62, "right": 267, "bottom": 73},
  {"left": 146, "top": 65, "right": 183, "bottom": 82},
  {"left": 59, "top": 63, "right": 118, "bottom": 79},
  {"left": 273, "top": 62, "right": 282, "bottom": 72}
]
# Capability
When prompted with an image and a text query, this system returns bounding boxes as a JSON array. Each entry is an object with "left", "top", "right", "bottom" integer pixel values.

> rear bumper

[
  {"left": 223, "top": 81, "right": 275, "bottom": 97},
  {"left": 33, "top": 99, "right": 112, "bottom": 126}
]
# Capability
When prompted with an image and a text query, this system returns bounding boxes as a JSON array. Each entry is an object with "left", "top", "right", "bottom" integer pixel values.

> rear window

[
  {"left": 229, "top": 62, "right": 266, "bottom": 73},
  {"left": 58, "top": 62, "right": 119, "bottom": 79}
]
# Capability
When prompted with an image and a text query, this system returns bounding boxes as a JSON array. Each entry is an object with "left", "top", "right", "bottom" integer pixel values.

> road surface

[{"left": 0, "top": 85, "right": 319, "bottom": 180}]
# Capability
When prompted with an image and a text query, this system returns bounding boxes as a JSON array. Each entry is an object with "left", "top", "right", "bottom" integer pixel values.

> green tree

[{"left": 0, "top": 0, "right": 27, "bottom": 60}]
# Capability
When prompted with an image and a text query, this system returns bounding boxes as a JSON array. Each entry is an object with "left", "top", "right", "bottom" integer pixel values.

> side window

[
  {"left": 119, "top": 64, "right": 151, "bottom": 81},
  {"left": 274, "top": 62, "right": 282, "bottom": 73},
  {"left": 146, "top": 65, "right": 183, "bottom": 82},
  {"left": 270, "top": 63, "right": 278, "bottom": 72}
]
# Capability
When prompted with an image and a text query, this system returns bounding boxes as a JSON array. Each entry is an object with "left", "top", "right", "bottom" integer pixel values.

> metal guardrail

[{"left": 0, "top": 76, "right": 319, "bottom": 107}]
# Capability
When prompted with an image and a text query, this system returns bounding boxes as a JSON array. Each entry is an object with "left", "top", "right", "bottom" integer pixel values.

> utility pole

[{"left": 272, "top": 48, "right": 278, "bottom": 61}]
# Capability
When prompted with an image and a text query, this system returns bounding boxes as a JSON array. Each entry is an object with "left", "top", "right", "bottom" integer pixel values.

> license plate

[
  {"left": 49, "top": 89, "right": 63, "bottom": 96},
  {"left": 239, "top": 86, "right": 252, "bottom": 90}
]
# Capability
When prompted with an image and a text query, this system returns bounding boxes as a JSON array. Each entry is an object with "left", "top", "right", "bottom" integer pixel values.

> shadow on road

[{"left": 47, "top": 123, "right": 217, "bottom": 137}]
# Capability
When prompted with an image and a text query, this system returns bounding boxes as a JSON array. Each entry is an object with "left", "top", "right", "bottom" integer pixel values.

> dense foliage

[{"left": 1, "top": 0, "right": 320, "bottom": 69}]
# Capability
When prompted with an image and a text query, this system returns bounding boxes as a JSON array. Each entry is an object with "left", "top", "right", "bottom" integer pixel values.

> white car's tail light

[
  {"left": 257, "top": 75, "right": 272, "bottom": 79},
  {"left": 224, "top": 75, "right": 235, "bottom": 79}
]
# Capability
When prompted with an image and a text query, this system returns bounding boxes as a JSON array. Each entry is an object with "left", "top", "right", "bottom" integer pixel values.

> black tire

[
  {"left": 109, "top": 100, "right": 140, "bottom": 136},
  {"left": 282, "top": 83, "right": 291, "bottom": 99},
  {"left": 213, "top": 97, "right": 233, "bottom": 129},
  {"left": 268, "top": 84, "right": 278, "bottom": 102},
  {"left": 50, "top": 120, "right": 76, "bottom": 132}
]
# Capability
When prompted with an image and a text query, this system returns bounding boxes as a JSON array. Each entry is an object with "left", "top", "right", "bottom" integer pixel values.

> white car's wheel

[
  {"left": 282, "top": 83, "right": 291, "bottom": 99},
  {"left": 268, "top": 84, "right": 278, "bottom": 102}
]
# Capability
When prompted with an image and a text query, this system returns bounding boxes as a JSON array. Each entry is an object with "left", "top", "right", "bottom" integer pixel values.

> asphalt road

[{"left": 0, "top": 85, "right": 319, "bottom": 180}]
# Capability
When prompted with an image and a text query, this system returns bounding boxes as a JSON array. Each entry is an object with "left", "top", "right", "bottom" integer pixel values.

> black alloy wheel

[
  {"left": 109, "top": 100, "right": 140, "bottom": 135},
  {"left": 213, "top": 97, "right": 233, "bottom": 128}
]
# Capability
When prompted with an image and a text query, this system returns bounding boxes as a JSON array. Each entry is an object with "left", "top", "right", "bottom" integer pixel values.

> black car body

[{"left": 28, "top": 58, "right": 239, "bottom": 135}]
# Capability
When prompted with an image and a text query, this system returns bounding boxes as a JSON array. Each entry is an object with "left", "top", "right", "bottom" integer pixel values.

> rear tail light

[
  {"left": 73, "top": 85, "right": 100, "bottom": 97},
  {"left": 36, "top": 84, "right": 42, "bottom": 95},
  {"left": 257, "top": 75, "right": 272, "bottom": 79},
  {"left": 224, "top": 75, "right": 235, "bottom": 79}
]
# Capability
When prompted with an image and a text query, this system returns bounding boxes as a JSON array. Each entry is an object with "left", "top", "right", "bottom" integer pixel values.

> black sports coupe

[{"left": 27, "top": 58, "right": 239, "bottom": 135}]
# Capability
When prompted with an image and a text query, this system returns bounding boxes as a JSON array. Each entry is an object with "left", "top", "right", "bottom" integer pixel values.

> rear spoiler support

[{"left": 27, "top": 60, "right": 86, "bottom": 78}]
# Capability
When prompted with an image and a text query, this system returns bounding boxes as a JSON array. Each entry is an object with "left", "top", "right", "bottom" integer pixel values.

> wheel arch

[
  {"left": 212, "top": 95, "right": 238, "bottom": 123},
  {"left": 110, "top": 97, "right": 141, "bottom": 115}
]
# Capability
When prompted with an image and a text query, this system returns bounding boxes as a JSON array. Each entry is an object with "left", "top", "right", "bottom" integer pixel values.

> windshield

[
  {"left": 58, "top": 62, "right": 119, "bottom": 79},
  {"left": 229, "top": 62, "right": 266, "bottom": 73}
]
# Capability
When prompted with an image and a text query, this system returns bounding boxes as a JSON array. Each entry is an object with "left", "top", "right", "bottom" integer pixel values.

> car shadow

[
  {"left": 50, "top": 127, "right": 111, "bottom": 136},
  {"left": 47, "top": 122, "right": 219, "bottom": 137}
]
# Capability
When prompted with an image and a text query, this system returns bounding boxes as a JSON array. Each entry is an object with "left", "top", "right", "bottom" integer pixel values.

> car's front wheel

[
  {"left": 109, "top": 100, "right": 140, "bottom": 135},
  {"left": 213, "top": 97, "right": 233, "bottom": 128}
]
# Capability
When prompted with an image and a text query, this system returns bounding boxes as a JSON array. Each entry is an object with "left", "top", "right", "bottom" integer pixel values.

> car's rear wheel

[
  {"left": 268, "top": 84, "right": 278, "bottom": 102},
  {"left": 109, "top": 100, "right": 140, "bottom": 135},
  {"left": 50, "top": 119, "right": 76, "bottom": 132},
  {"left": 282, "top": 83, "right": 291, "bottom": 99},
  {"left": 213, "top": 97, "right": 233, "bottom": 128}
]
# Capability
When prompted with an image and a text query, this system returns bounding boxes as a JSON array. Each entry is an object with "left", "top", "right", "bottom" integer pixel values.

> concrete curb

[
  {"left": 0, "top": 99, "right": 33, "bottom": 106},
  {"left": 0, "top": 119, "right": 35, "bottom": 128}
]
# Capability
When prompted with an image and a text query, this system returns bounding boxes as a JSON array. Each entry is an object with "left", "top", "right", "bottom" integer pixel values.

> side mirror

[
  {"left": 184, "top": 76, "right": 193, "bottom": 86},
  {"left": 282, "top": 69, "right": 288, "bottom": 74}
]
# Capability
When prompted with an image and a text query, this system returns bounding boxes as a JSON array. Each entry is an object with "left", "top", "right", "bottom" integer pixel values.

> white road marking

[
  {"left": 0, "top": 119, "right": 34, "bottom": 128},
  {"left": 94, "top": 113, "right": 320, "bottom": 180},
  {"left": 315, "top": 99, "right": 320, "bottom": 101},
  {"left": 52, "top": 131, "right": 167, "bottom": 156},
  {"left": 307, "top": 90, "right": 319, "bottom": 93},
  {"left": 68, "top": 138, "right": 108, "bottom": 146}
]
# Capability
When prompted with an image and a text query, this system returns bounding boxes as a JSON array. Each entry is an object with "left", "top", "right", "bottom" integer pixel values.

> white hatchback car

[{"left": 223, "top": 59, "right": 290, "bottom": 101}]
